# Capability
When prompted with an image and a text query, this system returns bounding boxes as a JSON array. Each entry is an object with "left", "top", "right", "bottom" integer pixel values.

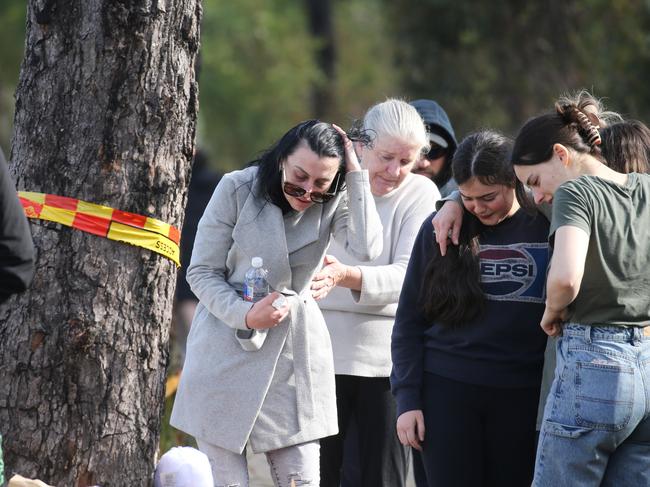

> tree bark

[{"left": 0, "top": 1, "right": 201, "bottom": 485}]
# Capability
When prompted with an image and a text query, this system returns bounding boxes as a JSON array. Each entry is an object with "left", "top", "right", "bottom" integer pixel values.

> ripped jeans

[
  {"left": 197, "top": 438, "right": 319, "bottom": 487},
  {"left": 534, "top": 323, "right": 650, "bottom": 486}
]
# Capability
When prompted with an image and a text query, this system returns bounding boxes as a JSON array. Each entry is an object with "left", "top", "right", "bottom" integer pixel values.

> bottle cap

[{"left": 252, "top": 257, "right": 263, "bottom": 268}]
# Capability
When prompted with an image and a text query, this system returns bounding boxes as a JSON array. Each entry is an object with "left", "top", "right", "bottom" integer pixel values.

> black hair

[
  {"left": 600, "top": 120, "right": 650, "bottom": 174},
  {"left": 250, "top": 120, "right": 347, "bottom": 213},
  {"left": 511, "top": 92, "right": 608, "bottom": 168},
  {"left": 419, "top": 213, "right": 485, "bottom": 327},
  {"left": 453, "top": 130, "right": 532, "bottom": 211},
  {"left": 419, "top": 130, "right": 523, "bottom": 327}
]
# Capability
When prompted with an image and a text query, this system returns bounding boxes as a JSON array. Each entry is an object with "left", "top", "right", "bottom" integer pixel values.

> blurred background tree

[
  {"left": 2, "top": 0, "right": 650, "bottom": 169},
  {"left": 0, "top": 0, "right": 28, "bottom": 151},
  {"left": 388, "top": 0, "right": 650, "bottom": 138}
]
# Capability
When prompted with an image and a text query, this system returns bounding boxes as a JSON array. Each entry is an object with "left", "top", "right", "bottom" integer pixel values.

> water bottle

[
  {"left": 243, "top": 257, "right": 269, "bottom": 302},
  {"left": 238, "top": 257, "right": 270, "bottom": 351}
]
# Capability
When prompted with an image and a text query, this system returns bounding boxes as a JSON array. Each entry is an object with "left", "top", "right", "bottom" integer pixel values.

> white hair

[{"left": 363, "top": 98, "right": 429, "bottom": 155}]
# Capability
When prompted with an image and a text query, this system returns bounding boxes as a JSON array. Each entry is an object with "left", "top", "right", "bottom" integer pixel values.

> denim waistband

[{"left": 563, "top": 323, "right": 650, "bottom": 342}]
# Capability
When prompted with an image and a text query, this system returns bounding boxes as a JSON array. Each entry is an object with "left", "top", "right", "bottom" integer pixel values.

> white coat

[{"left": 170, "top": 166, "right": 382, "bottom": 453}]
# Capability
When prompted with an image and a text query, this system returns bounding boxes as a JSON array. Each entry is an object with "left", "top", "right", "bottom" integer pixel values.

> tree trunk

[
  {"left": 305, "top": 0, "right": 335, "bottom": 118},
  {"left": 0, "top": 1, "right": 201, "bottom": 485}
]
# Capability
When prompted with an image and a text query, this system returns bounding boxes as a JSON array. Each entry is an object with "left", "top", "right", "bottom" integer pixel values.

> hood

[{"left": 410, "top": 99, "right": 457, "bottom": 152}]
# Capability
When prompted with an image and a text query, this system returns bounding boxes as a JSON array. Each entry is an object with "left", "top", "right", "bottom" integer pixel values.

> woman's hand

[
  {"left": 540, "top": 305, "right": 568, "bottom": 337},
  {"left": 396, "top": 410, "right": 425, "bottom": 451},
  {"left": 332, "top": 123, "right": 362, "bottom": 173},
  {"left": 432, "top": 200, "right": 463, "bottom": 256},
  {"left": 244, "top": 292, "right": 291, "bottom": 330},
  {"left": 311, "top": 255, "right": 348, "bottom": 301}
]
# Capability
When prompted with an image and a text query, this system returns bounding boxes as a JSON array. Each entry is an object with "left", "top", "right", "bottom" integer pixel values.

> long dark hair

[
  {"left": 419, "top": 213, "right": 484, "bottom": 327},
  {"left": 419, "top": 130, "right": 519, "bottom": 327},
  {"left": 250, "top": 120, "right": 347, "bottom": 213}
]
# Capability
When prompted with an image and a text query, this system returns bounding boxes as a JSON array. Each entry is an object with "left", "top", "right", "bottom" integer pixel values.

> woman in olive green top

[{"left": 511, "top": 93, "right": 650, "bottom": 487}]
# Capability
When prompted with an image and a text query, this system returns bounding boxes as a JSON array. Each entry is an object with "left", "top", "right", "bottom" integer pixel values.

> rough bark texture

[{"left": 0, "top": 1, "right": 201, "bottom": 485}]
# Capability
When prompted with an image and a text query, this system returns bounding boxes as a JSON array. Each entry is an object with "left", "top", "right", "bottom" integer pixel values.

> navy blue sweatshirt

[{"left": 391, "top": 209, "right": 550, "bottom": 416}]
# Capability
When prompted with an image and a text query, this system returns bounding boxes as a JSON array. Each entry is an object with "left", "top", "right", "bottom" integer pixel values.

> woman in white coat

[{"left": 170, "top": 120, "right": 383, "bottom": 487}]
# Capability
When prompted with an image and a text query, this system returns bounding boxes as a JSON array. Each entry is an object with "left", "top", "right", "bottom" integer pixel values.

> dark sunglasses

[
  {"left": 426, "top": 143, "right": 448, "bottom": 160},
  {"left": 282, "top": 169, "right": 340, "bottom": 204}
]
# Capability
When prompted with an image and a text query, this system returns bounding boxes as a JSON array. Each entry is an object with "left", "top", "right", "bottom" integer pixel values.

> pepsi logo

[{"left": 479, "top": 244, "right": 549, "bottom": 303}]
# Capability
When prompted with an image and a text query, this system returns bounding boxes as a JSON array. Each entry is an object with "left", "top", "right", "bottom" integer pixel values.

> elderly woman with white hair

[{"left": 313, "top": 99, "right": 440, "bottom": 487}]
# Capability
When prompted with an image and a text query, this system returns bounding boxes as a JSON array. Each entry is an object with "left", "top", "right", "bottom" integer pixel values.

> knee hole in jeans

[{"left": 288, "top": 472, "right": 312, "bottom": 485}]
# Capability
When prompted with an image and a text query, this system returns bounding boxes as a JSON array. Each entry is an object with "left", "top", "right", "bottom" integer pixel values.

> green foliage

[
  {"left": 0, "top": 0, "right": 26, "bottom": 153},
  {"left": 386, "top": 0, "right": 650, "bottom": 139},
  {"left": 329, "top": 0, "right": 399, "bottom": 125},
  {"left": 198, "top": 0, "right": 322, "bottom": 171},
  {"left": 3, "top": 1, "right": 650, "bottom": 168},
  {"left": 197, "top": 0, "right": 400, "bottom": 171}
]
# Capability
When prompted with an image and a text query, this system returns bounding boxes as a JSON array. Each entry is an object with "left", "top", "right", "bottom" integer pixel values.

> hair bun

[{"left": 555, "top": 102, "right": 601, "bottom": 148}]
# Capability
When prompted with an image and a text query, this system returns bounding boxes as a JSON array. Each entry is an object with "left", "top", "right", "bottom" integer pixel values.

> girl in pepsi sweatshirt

[{"left": 391, "top": 130, "right": 549, "bottom": 487}]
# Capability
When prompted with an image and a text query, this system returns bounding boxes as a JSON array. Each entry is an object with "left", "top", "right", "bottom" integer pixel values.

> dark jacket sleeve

[
  {"left": 390, "top": 213, "right": 436, "bottom": 416},
  {"left": 0, "top": 149, "right": 35, "bottom": 304}
]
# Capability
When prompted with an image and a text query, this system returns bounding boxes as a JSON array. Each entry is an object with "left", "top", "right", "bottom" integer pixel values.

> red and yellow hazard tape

[{"left": 18, "top": 192, "right": 181, "bottom": 266}]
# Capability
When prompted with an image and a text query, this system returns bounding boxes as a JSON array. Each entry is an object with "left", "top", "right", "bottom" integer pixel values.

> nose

[
  {"left": 533, "top": 189, "right": 545, "bottom": 204},
  {"left": 473, "top": 201, "right": 487, "bottom": 214},
  {"left": 416, "top": 158, "right": 430, "bottom": 169},
  {"left": 297, "top": 180, "right": 314, "bottom": 194},
  {"left": 387, "top": 160, "right": 400, "bottom": 176}
]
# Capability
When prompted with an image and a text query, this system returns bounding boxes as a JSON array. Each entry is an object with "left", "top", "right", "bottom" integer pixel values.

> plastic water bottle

[
  {"left": 238, "top": 257, "right": 270, "bottom": 351},
  {"left": 243, "top": 257, "right": 269, "bottom": 302}
]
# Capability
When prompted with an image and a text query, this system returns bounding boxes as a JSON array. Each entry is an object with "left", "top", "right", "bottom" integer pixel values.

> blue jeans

[{"left": 534, "top": 323, "right": 650, "bottom": 486}]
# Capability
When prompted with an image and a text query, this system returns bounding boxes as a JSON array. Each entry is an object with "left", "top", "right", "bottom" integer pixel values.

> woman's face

[
  {"left": 458, "top": 177, "right": 519, "bottom": 226},
  {"left": 513, "top": 150, "right": 571, "bottom": 204},
  {"left": 360, "top": 135, "right": 421, "bottom": 196},
  {"left": 281, "top": 143, "right": 340, "bottom": 212}
]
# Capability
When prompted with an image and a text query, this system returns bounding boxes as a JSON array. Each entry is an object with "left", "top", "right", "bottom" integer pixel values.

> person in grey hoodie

[{"left": 410, "top": 99, "right": 458, "bottom": 197}]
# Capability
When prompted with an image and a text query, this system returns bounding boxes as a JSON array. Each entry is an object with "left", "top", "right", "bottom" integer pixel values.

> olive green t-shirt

[{"left": 549, "top": 173, "right": 650, "bottom": 327}]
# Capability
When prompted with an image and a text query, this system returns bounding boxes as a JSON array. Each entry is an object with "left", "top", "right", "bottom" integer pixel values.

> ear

[{"left": 553, "top": 143, "right": 571, "bottom": 167}]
